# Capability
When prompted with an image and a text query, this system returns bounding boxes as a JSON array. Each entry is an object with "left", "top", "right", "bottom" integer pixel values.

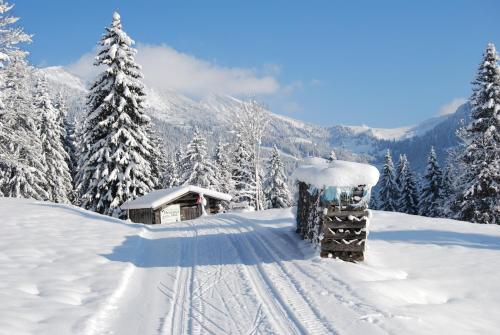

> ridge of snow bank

[
  {"left": 0, "top": 198, "right": 142, "bottom": 334},
  {"left": 292, "top": 159, "right": 380, "bottom": 187}
]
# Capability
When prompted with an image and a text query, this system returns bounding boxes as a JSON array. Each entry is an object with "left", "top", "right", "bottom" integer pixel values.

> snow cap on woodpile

[{"left": 292, "top": 159, "right": 380, "bottom": 188}]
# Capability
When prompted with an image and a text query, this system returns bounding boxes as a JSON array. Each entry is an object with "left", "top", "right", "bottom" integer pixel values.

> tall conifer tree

[
  {"left": 0, "top": 61, "right": 47, "bottom": 199},
  {"left": 377, "top": 150, "right": 399, "bottom": 211},
  {"left": 419, "top": 147, "right": 443, "bottom": 217},
  {"left": 397, "top": 156, "right": 420, "bottom": 215},
  {"left": 231, "top": 133, "right": 256, "bottom": 207},
  {"left": 181, "top": 129, "right": 219, "bottom": 188},
  {"left": 214, "top": 141, "right": 234, "bottom": 195},
  {"left": 34, "top": 78, "right": 72, "bottom": 203},
  {"left": 76, "top": 12, "right": 155, "bottom": 216},
  {"left": 455, "top": 43, "right": 500, "bottom": 224},
  {"left": 264, "top": 146, "right": 291, "bottom": 208},
  {"left": 0, "top": 1, "right": 45, "bottom": 198},
  {"left": 163, "top": 154, "right": 180, "bottom": 188},
  {"left": 54, "top": 92, "right": 78, "bottom": 181}
]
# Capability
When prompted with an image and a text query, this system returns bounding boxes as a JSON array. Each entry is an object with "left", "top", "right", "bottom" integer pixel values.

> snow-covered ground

[{"left": 1, "top": 198, "right": 499, "bottom": 335}]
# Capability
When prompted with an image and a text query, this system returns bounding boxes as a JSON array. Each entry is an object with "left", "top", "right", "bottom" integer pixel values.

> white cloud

[
  {"left": 65, "top": 52, "right": 100, "bottom": 82},
  {"left": 437, "top": 97, "right": 467, "bottom": 116},
  {"left": 66, "top": 44, "right": 280, "bottom": 97}
]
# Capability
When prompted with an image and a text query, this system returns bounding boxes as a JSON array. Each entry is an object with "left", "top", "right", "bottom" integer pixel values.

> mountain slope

[
  {"left": 378, "top": 103, "right": 471, "bottom": 172},
  {"left": 40, "top": 66, "right": 469, "bottom": 171}
]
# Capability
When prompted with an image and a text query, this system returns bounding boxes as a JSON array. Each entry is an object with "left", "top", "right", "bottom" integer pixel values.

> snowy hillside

[
  {"left": 340, "top": 113, "right": 447, "bottom": 141},
  {"left": 40, "top": 66, "right": 467, "bottom": 170},
  {"left": 2, "top": 198, "right": 500, "bottom": 335}
]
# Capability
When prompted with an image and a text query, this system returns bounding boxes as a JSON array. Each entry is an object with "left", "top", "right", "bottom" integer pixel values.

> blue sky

[{"left": 14, "top": 0, "right": 500, "bottom": 128}]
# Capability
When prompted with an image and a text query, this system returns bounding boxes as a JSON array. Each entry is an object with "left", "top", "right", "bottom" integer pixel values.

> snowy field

[{"left": 1, "top": 198, "right": 500, "bottom": 335}]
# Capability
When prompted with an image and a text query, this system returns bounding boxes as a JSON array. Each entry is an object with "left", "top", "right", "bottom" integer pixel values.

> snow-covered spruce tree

[
  {"left": 76, "top": 12, "right": 155, "bottom": 217},
  {"left": 454, "top": 43, "right": 500, "bottom": 224},
  {"left": 214, "top": 141, "right": 234, "bottom": 195},
  {"left": 163, "top": 154, "right": 180, "bottom": 188},
  {"left": 181, "top": 128, "right": 219, "bottom": 188},
  {"left": 395, "top": 154, "right": 407, "bottom": 193},
  {"left": 148, "top": 128, "right": 166, "bottom": 189},
  {"left": 0, "top": 1, "right": 31, "bottom": 65},
  {"left": 419, "top": 147, "right": 443, "bottom": 217},
  {"left": 54, "top": 92, "right": 78, "bottom": 180},
  {"left": 231, "top": 132, "right": 256, "bottom": 207},
  {"left": 439, "top": 163, "right": 455, "bottom": 217},
  {"left": 369, "top": 190, "right": 378, "bottom": 209},
  {"left": 0, "top": 59, "right": 48, "bottom": 199},
  {"left": 0, "top": 1, "right": 42, "bottom": 198},
  {"left": 264, "top": 146, "right": 291, "bottom": 208},
  {"left": 377, "top": 150, "right": 399, "bottom": 211},
  {"left": 0, "top": 0, "right": 31, "bottom": 112},
  {"left": 397, "top": 156, "right": 420, "bottom": 215},
  {"left": 233, "top": 99, "right": 268, "bottom": 210},
  {"left": 34, "top": 77, "right": 73, "bottom": 203}
]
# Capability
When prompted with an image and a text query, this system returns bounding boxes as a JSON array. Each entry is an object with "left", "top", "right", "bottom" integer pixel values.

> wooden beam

[
  {"left": 322, "top": 231, "right": 367, "bottom": 240},
  {"left": 321, "top": 241, "right": 365, "bottom": 252},
  {"left": 322, "top": 220, "right": 367, "bottom": 229},
  {"left": 325, "top": 209, "right": 370, "bottom": 218}
]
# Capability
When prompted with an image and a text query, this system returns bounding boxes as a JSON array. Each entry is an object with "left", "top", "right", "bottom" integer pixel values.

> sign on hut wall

[
  {"left": 160, "top": 204, "right": 181, "bottom": 224},
  {"left": 293, "top": 159, "right": 380, "bottom": 262}
]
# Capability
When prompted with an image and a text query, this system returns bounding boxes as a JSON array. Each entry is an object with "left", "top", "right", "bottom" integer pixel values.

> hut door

[{"left": 181, "top": 205, "right": 201, "bottom": 221}]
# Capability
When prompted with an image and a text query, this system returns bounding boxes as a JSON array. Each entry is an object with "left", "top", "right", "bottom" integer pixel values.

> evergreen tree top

[
  {"left": 99, "top": 11, "right": 135, "bottom": 62},
  {"left": 34, "top": 77, "right": 52, "bottom": 105},
  {"left": 89, "top": 11, "right": 145, "bottom": 112},
  {"left": 0, "top": 0, "right": 31, "bottom": 66},
  {"left": 470, "top": 43, "right": 500, "bottom": 128},
  {"left": 384, "top": 149, "right": 394, "bottom": 166}
]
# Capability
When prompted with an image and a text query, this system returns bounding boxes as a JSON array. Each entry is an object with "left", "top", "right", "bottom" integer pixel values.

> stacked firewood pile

[{"left": 296, "top": 182, "right": 371, "bottom": 262}]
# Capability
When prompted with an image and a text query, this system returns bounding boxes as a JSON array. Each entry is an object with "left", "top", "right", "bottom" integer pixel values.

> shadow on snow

[
  {"left": 101, "top": 215, "right": 309, "bottom": 268},
  {"left": 370, "top": 230, "right": 500, "bottom": 251}
]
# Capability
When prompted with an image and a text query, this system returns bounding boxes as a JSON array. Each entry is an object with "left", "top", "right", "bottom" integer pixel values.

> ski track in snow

[
  {"left": 161, "top": 224, "right": 195, "bottom": 335},
  {"left": 83, "top": 212, "right": 390, "bottom": 335},
  {"left": 217, "top": 216, "right": 335, "bottom": 335},
  {"left": 248, "top": 219, "right": 392, "bottom": 334}
]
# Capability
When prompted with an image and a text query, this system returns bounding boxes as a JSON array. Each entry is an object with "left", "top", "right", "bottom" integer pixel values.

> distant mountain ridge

[{"left": 40, "top": 66, "right": 470, "bottom": 172}]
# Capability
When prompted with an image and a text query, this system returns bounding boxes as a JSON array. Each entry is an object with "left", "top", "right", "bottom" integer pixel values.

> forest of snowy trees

[
  {"left": 373, "top": 43, "right": 500, "bottom": 224},
  {"left": 0, "top": 4, "right": 291, "bottom": 217},
  {"left": 0, "top": 0, "right": 497, "bottom": 223}
]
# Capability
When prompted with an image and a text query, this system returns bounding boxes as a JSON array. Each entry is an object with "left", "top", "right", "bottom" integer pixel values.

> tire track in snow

[
  {"left": 254, "top": 223, "right": 392, "bottom": 334},
  {"left": 191, "top": 243, "right": 243, "bottom": 334},
  {"left": 222, "top": 216, "right": 338, "bottom": 335},
  {"left": 160, "top": 226, "right": 194, "bottom": 335},
  {"left": 161, "top": 220, "right": 228, "bottom": 335},
  {"left": 210, "top": 217, "right": 312, "bottom": 335},
  {"left": 190, "top": 219, "right": 269, "bottom": 334}
]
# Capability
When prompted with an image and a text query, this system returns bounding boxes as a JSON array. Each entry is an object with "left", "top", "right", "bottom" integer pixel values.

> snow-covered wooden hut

[
  {"left": 293, "top": 159, "right": 380, "bottom": 261},
  {"left": 120, "top": 186, "right": 232, "bottom": 224}
]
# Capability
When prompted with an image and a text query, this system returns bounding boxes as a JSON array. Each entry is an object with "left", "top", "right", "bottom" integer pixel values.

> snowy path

[{"left": 94, "top": 210, "right": 389, "bottom": 335}]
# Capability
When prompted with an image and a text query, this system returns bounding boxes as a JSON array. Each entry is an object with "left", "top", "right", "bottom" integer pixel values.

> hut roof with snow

[{"left": 121, "top": 186, "right": 232, "bottom": 224}]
